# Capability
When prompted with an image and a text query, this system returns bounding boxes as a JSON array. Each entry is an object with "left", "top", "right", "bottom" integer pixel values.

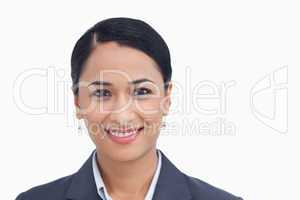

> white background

[{"left": 1, "top": 0, "right": 299, "bottom": 199}]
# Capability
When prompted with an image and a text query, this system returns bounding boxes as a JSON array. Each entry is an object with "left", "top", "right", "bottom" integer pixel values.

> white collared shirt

[{"left": 92, "top": 149, "right": 162, "bottom": 200}]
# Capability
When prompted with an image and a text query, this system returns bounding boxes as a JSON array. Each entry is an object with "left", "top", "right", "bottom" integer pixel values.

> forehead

[{"left": 80, "top": 41, "right": 163, "bottom": 83}]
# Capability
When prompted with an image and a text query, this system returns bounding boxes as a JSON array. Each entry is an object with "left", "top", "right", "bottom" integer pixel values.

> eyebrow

[{"left": 88, "top": 78, "right": 154, "bottom": 87}]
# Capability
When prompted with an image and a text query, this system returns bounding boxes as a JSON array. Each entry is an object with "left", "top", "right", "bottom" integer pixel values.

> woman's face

[{"left": 75, "top": 41, "right": 172, "bottom": 162}]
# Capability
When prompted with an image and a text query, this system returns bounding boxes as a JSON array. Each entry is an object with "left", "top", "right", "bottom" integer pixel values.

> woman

[{"left": 16, "top": 17, "right": 242, "bottom": 200}]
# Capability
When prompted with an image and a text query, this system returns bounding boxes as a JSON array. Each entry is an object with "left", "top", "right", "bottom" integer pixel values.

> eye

[
  {"left": 134, "top": 87, "right": 152, "bottom": 96},
  {"left": 92, "top": 89, "right": 111, "bottom": 98}
]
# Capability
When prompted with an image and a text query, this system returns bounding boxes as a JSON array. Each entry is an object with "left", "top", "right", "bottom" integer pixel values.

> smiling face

[{"left": 74, "top": 41, "right": 172, "bottom": 162}]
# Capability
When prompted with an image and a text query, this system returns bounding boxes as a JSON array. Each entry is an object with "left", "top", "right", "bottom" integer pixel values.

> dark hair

[{"left": 71, "top": 17, "right": 172, "bottom": 95}]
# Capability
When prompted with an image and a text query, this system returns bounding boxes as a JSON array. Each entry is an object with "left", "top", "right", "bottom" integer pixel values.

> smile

[{"left": 104, "top": 127, "right": 144, "bottom": 144}]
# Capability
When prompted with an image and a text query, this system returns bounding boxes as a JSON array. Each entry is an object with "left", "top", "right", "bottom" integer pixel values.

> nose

[{"left": 108, "top": 94, "right": 136, "bottom": 125}]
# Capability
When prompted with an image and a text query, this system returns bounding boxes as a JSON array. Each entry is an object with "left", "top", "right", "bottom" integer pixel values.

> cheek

[
  {"left": 135, "top": 99, "right": 165, "bottom": 137},
  {"left": 83, "top": 108, "right": 108, "bottom": 141},
  {"left": 134, "top": 98, "right": 164, "bottom": 117}
]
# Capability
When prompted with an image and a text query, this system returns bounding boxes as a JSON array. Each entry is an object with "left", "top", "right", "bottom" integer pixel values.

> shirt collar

[{"left": 92, "top": 149, "right": 162, "bottom": 200}]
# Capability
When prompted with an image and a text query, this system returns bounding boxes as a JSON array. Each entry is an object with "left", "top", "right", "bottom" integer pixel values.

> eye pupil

[
  {"left": 135, "top": 88, "right": 151, "bottom": 96},
  {"left": 94, "top": 89, "right": 110, "bottom": 97}
]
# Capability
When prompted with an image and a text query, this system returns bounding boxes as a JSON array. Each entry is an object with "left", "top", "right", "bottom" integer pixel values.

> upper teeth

[{"left": 108, "top": 129, "right": 138, "bottom": 137}]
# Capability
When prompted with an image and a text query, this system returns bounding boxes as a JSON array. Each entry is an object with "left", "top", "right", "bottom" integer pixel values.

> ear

[
  {"left": 162, "top": 82, "right": 172, "bottom": 116},
  {"left": 74, "top": 96, "right": 82, "bottom": 119}
]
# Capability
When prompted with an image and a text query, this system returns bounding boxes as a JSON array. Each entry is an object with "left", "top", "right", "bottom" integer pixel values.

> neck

[{"left": 96, "top": 147, "right": 158, "bottom": 197}]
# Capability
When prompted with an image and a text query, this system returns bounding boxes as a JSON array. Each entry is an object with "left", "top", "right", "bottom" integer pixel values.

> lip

[{"left": 104, "top": 127, "right": 144, "bottom": 144}]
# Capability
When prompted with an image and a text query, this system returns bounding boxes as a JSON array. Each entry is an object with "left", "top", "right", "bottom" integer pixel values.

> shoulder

[
  {"left": 15, "top": 173, "right": 74, "bottom": 200},
  {"left": 183, "top": 174, "right": 243, "bottom": 200}
]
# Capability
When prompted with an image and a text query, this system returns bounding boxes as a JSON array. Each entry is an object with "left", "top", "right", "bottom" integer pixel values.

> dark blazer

[{"left": 16, "top": 149, "right": 243, "bottom": 200}]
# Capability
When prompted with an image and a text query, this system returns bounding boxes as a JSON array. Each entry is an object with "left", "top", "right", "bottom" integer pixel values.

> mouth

[{"left": 104, "top": 126, "right": 144, "bottom": 144}]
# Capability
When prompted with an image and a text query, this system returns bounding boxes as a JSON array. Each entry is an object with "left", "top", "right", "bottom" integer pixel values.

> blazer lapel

[
  {"left": 65, "top": 151, "right": 100, "bottom": 200},
  {"left": 152, "top": 150, "right": 192, "bottom": 200},
  {"left": 65, "top": 149, "right": 192, "bottom": 200}
]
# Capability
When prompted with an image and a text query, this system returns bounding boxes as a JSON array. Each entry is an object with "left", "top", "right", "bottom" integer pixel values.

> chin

[{"left": 105, "top": 145, "right": 153, "bottom": 163}]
